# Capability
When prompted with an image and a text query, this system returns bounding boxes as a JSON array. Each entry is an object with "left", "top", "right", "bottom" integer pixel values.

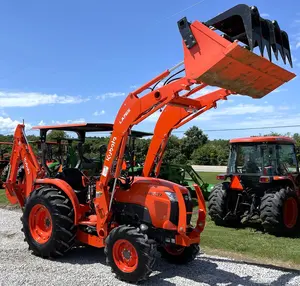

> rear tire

[
  {"left": 105, "top": 226, "right": 156, "bottom": 283},
  {"left": 21, "top": 186, "right": 76, "bottom": 258},
  {"left": 158, "top": 243, "right": 199, "bottom": 264},
  {"left": 208, "top": 182, "right": 240, "bottom": 226},
  {"left": 260, "top": 187, "right": 300, "bottom": 236}
]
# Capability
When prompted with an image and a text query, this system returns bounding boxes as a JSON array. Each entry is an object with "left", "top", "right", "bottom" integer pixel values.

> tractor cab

[
  {"left": 32, "top": 123, "right": 115, "bottom": 177},
  {"left": 225, "top": 136, "right": 299, "bottom": 187},
  {"left": 32, "top": 123, "right": 150, "bottom": 177}
]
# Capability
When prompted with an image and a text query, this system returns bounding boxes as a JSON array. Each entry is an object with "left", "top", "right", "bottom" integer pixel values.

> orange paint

[
  {"left": 35, "top": 178, "right": 81, "bottom": 224},
  {"left": 230, "top": 136, "right": 295, "bottom": 144},
  {"left": 230, "top": 176, "right": 243, "bottom": 191}
]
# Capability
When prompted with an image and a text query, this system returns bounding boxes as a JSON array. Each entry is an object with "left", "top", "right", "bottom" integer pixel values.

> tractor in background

[
  {"left": 208, "top": 136, "right": 300, "bottom": 236},
  {"left": 158, "top": 164, "right": 214, "bottom": 200},
  {"left": 123, "top": 131, "right": 214, "bottom": 199}
]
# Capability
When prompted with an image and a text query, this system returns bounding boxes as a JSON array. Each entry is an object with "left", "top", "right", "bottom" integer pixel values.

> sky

[{"left": 0, "top": 0, "right": 300, "bottom": 140}]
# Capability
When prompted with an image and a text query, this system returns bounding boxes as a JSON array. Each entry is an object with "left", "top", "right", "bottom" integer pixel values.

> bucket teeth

[{"left": 204, "top": 4, "right": 293, "bottom": 67}]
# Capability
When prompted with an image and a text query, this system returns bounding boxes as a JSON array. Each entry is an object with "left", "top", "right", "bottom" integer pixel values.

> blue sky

[{"left": 0, "top": 0, "right": 300, "bottom": 140}]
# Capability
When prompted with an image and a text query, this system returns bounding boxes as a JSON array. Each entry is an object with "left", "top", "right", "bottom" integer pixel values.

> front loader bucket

[
  {"left": 178, "top": 5, "right": 296, "bottom": 98},
  {"left": 204, "top": 4, "right": 293, "bottom": 67}
]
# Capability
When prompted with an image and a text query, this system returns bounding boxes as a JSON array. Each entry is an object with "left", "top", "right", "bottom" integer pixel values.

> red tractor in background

[
  {"left": 3, "top": 4, "right": 295, "bottom": 283},
  {"left": 208, "top": 136, "right": 300, "bottom": 236}
]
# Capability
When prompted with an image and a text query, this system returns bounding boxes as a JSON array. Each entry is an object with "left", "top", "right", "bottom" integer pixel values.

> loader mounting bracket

[{"left": 177, "top": 17, "right": 197, "bottom": 49}]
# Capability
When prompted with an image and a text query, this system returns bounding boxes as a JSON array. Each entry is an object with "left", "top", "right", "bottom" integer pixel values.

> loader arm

[
  {"left": 142, "top": 88, "right": 233, "bottom": 177},
  {"left": 94, "top": 9, "right": 295, "bottom": 238},
  {"left": 4, "top": 124, "right": 43, "bottom": 207}
]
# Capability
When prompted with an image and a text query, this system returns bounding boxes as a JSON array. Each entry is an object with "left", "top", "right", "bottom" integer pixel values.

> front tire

[
  {"left": 158, "top": 243, "right": 199, "bottom": 264},
  {"left": 105, "top": 226, "right": 156, "bottom": 283},
  {"left": 260, "top": 187, "right": 300, "bottom": 236},
  {"left": 21, "top": 186, "right": 76, "bottom": 258}
]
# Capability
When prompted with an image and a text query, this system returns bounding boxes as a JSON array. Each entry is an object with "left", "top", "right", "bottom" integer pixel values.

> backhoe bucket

[
  {"left": 204, "top": 4, "right": 293, "bottom": 67},
  {"left": 178, "top": 5, "right": 296, "bottom": 98}
]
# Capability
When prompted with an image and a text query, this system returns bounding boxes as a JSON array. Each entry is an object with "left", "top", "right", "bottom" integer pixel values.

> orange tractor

[
  {"left": 208, "top": 136, "right": 300, "bottom": 236},
  {"left": 3, "top": 4, "right": 295, "bottom": 283}
]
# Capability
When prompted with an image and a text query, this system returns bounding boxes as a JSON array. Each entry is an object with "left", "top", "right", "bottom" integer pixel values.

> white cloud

[
  {"left": 96, "top": 92, "right": 125, "bottom": 100},
  {"left": 190, "top": 86, "right": 219, "bottom": 98},
  {"left": 296, "top": 42, "right": 300, "bottom": 49},
  {"left": 0, "top": 109, "right": 8, "bottom": 116},
  {"left": 93, "top": 110, "right": 106, "bottom": 116},
  {"left": 145, "top": 110, "right": 163, "bottom": 122},
  {"left": 0, "top": 116, "right": 32, "bottom": 134},
  {"left": 50, "top": 118, "right": 86, "bottom": 125},
  {"left": 0, "top": 91, "right": 89, "bottom": 107},
  {"left": 260, "top": 13, "right": 270, "bottom": 17},
  {"left": 130, "top": 85, "right": 138, "bottom": 89},
  {"left": 271, "top": 88, "right": 288, "bottom": 93},
  {"left": 210, "top": 104, "right": 273, "bottom": 116},
  {"left": 195, "top": 104, "right": 274, "bottom": 122},
  {"left": 38, "top": 120, "right": 46, "bottom": 126},
  {"left": 278, "top": 106, "right": 290, "bottom": 110},
  {"left": 234, "top": 113, "right": 300, "bottom": 128}
]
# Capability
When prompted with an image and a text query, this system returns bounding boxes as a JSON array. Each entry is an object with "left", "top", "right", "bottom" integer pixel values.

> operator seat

[{"left": 56, "top": 168, "right": 88, "bottom": 204}]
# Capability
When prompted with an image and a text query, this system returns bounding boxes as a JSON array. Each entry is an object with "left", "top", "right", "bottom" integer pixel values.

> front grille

[{"left": 169, "top": 195, "right": 193, "bottom": 226}]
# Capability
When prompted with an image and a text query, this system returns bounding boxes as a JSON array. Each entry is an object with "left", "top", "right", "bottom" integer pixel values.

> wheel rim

[
  {"left": 29, "top": 204, "right": 52, "bottom": 244},
  {"left": 112, "top": 239, "right": 138, "bottom": 273},
  {"left": 164, "top": 245, "right": 185, "bottom": 256},
  {"left": 283, "top": 197, "right": 298, "bottom": 228}
]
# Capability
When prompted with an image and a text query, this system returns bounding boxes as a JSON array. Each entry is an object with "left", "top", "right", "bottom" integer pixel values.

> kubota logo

[
  {"left": 24, "top": 157, "right": 30, "bottom": 175},
  {"left": 119, "top": 108, "right": 130, "bottom": 124},
  {"left": 106, "top": 136, "right": 117, "bottom": 162}
]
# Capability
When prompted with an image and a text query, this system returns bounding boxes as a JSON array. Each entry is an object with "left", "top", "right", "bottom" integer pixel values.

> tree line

[{"left": 1, "top": 127, "right": 300, "bottom": 166}]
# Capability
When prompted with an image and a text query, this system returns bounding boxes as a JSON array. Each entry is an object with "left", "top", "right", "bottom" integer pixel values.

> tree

[
  {"left": 162, "top": 135, "right": 184, "bottom": 163},
  {"left": 47, "top": 130, "right": 69, "bottom": 141},
  {"left": 181, "top": 126, "right": 208, "bottom": 160}
]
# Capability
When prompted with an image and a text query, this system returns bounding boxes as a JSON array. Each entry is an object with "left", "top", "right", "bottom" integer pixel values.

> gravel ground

[{"left": 1, "top": 208, "right": 300, "bottom": 286}]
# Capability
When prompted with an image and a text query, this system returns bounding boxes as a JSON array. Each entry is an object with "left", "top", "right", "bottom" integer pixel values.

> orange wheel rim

[
  {"left": 283, "top": 197, "right": 298, "bottom": 228},
  {"left": 112, "top": 239, "right": 138, "bottom": 273},
  {"left": 164, "top": 245, "right": 185, "bottom": 256},
  {"left": 29, "top": 204, "right": 52, "bottom": 244}
]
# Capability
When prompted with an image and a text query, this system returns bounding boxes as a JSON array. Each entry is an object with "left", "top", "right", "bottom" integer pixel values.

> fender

[{"left": 35, "top": 178, "right": 81, "bottom": 225}]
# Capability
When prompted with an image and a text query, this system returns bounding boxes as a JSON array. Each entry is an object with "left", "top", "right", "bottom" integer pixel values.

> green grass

[
  {"left": 197, "top": 172, "right": 221, "bottom": 185},
  {"left": 0, "top": 189, "right": 8, "bottom": 205},
  {"left": 192, "top": 211, "right": 300, "bottom": 268}
]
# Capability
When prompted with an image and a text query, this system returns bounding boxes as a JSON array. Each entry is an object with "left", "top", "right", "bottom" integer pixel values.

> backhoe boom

[{"left": 4, "top": 124, "right": 43, "bottom": 206}]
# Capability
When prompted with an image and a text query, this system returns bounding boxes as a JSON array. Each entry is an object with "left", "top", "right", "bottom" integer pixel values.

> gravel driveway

[{"left": 1, "top": 208, "right": 300, "bottom": 286}]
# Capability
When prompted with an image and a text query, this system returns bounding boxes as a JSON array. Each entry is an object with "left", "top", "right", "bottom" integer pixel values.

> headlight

[{"left": 165, "top": 191, "right": 177, "bottom": 202}]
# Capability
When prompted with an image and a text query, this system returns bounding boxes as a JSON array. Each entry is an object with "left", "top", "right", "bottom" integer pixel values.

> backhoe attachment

[{"left": 178, "top": 4, "right": 295, "bottom": 98}]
